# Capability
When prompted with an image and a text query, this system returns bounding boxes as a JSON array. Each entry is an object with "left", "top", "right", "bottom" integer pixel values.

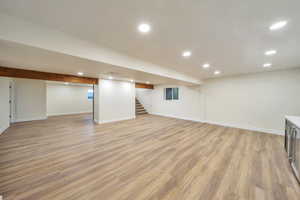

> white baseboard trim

[
  {"left": 97, "top": 116, "right": 136, "bottom": 124},
  {"left": 13, "top": 116, "right": 48, "bottom": 123},
  {"left": 151, "top": 113, "right": 203, "bottom": 123},
  {"left": 47, "top": 111, "right": 92, "bottom": 117},
  {"left": 152, "top": 113, "right": 283, "bottom": 136},
  {"left": 0, "top": 124, "right": 9, "bottom": 135},
  {"left": 203, "top": 120, "right": 283, "bottom": 135}
]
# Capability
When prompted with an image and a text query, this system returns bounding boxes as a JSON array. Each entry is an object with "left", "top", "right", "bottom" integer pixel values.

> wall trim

[
  {"left": 203, "top": 120, "right": 283, "bottom": 135},
  {"left": 98, "top": 116, "right": 136, "bottom": 124},
  {"left": 152, "top": 113, "right": 283, "bottom": 136},
  {"left": 13, "top": 116, "right": 48, "bottom": 123},
  {"left": 151, "top": 113, "right": 203, "bottom": 123},
  {"left": 47, "top": 111, "right": 92, "bottom": 117},
  {"left": 0, "top": 125, "right": 9, "bottom": 135}
]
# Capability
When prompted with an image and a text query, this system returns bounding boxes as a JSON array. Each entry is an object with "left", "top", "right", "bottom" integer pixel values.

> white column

[
  {"left": 0, "top": 77, "right": 10, "bottom": 134},
  {"left": 96, "top": 79, "right": 135, "bottom": 124}
]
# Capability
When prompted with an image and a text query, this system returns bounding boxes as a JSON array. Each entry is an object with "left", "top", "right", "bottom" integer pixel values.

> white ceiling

[
  {"left": 0, "top": 40, "right": 194, "bottom": 85},
  {"left": 0, "top": 0, "right": 300, "bottom": 79}
]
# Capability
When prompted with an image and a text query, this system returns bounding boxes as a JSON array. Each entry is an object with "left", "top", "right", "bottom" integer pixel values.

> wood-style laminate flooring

[{"left": 0, "top": 114, "right": 299, "bottom": 200}]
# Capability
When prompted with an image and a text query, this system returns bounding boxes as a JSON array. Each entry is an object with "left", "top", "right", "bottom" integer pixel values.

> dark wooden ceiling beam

[
  {"left": 0, "top": 66, "right": 98, "bottom": 85},
  {"left": 0, "top": 66, "right": 157, "bottom": 88},
  {"left": 135, "top": 82, "right": 154, "bottom": 89}
]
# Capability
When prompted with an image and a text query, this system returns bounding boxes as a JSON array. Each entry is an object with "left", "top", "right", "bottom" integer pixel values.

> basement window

[
  {"left": 87, "top": 89, "right": 94, "bottom": 100},
  {"left": 165, "top": 88, "right": 179, "bottom": 100}
]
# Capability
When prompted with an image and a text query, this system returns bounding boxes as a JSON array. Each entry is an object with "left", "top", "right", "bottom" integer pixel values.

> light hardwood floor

[{"left": 0, "top": 114, "right": 299, "bottom": 200}]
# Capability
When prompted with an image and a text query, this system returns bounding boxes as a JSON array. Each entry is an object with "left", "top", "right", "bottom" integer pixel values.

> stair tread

[{"left": 135, "top": 98, "right": 147, "bottom": 115}]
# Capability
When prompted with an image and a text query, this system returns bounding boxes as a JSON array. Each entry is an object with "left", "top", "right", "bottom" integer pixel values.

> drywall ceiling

[
  {"left": 0, "top": 40, "right": 195, "bottom": 85},
  {"left": 0, "top": 0, "right": 300, "bottom": 79}
]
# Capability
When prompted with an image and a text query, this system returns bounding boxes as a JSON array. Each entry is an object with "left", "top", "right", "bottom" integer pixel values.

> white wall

[
  {"left": 202, "top": 68, "right": 300, "bottom": 134},
  {"left": 47, "top": 83, "right": 93, "bottom": 116},
  {"left": 0, "top": 77, "right": 10, "bottom": 134},
  {"left": 93, "top": 84, "right": 99, "bottom": 123},
  {"left": 97, "top": 79, "right": 135, "bottom": 123},
  {"left": 149, "top": 68, "right": 300, "bottom": 135},
  {"left": 136, "top": 88, "right": 153, "bottom": 113},
  {"left": 13, "top": 78, "right": 47, "bottom": 122},
  {"left": 152, "top": 85, "right": 203, "bottom": 122}
]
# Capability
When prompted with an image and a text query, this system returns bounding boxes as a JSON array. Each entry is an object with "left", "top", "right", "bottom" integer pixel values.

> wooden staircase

[{"left": 136, "top": 98, "right": 148, "bottom": 115}]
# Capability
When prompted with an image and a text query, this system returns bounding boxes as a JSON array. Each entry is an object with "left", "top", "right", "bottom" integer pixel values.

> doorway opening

[{"left": 46, "top": 81, "right": 95, "bottom": 122}]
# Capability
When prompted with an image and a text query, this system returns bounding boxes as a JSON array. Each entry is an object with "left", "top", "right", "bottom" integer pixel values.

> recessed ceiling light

[
  {"left": 214, "top": 70, "right": 221, "bottom": 75},
  {"left": 146, "top": 81, "right": 150, "bottom": 84},
  {"left": 138, "top": 23, "right": 151, "bottom": 33},
  {"left": 182, "top": 51, "right": 192, "bottom": 58},
  {"left": 130, "top": 79, "right": 134, "bottom": 82},
  {"left": 263, "top": 63, "right": 272, "bottom": 68},
  {"left": 270, "top": 20, "right": 287, "bottom": 31},
  {"left": 203, "top": 63, "right": 210, "bottom": 68},
  {"left": 77, "top": 72, "right": 84, "bottom": 76},
  {"left": 265, "top": 50, "right": 277, "bottom": 56},
  {"left": 108, "top": 76, "right": 113, "bottom": 80},
  {"left": 64, "top": 82, "right": 69, "bottom": 85}
]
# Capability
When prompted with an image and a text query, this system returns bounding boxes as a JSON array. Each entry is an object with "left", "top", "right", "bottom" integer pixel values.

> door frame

[{"left": 9, "top": 81, "right": 14, "bottom": 124}]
